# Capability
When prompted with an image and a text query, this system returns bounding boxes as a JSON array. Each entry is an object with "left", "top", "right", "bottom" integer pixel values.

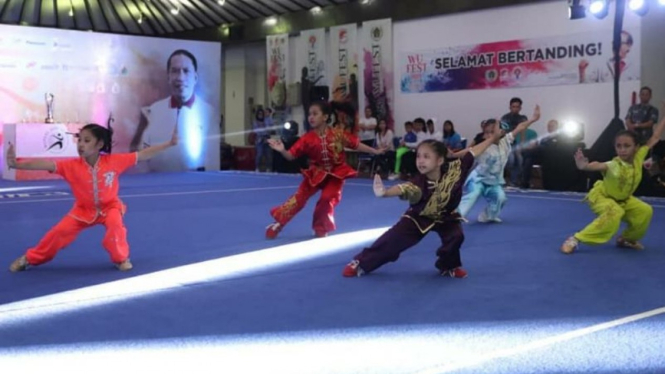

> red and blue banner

[{"left": 400, "top": 29, "right": 640, "bottom": 93}]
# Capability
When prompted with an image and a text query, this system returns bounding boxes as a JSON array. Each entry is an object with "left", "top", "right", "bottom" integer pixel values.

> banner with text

[
  {"left": 300, "top": 28, "right": 327, "bottom": 90},
  {"left": 399, "top": 29, "right": 640, "bottom": 93},
  {"left": 330, "top": 24, "right": 358, "bottom": 110},
  {"left": 267, "top": 34, "right": 290, "bottom": 110},
  {"left": 361, "top": 18, "right": 394, "bottom": 129}
]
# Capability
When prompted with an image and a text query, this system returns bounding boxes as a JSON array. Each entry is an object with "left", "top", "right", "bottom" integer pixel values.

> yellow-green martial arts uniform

[{"left": 574, "top": 146, "right": 654, "bottom": 244}]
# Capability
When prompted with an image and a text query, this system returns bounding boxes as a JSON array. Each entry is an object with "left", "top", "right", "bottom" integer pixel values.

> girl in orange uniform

[{"left": 7, "top": 123, "right": 177, "bottom": 272}]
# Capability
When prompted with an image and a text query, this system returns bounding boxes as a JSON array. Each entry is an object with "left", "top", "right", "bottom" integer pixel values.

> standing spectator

[{"left": 626, "top": 86, "right": 659, "bottom": 144}]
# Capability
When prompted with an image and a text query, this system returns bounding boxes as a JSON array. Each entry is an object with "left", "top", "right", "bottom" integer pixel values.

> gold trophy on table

[{"left": 45, "top": 93, "right": 55, "bottom": 123}]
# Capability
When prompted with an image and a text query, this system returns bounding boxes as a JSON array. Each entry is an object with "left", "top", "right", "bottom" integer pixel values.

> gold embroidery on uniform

[
  {"left": 420, "top": 160, "right": 462, "bottom": 219},
  {"left": 398, "top": 182, "right": 423, "bottom": 204},
  {"left": 330, "top": 128, "right": 345, "bottom": 164},
  {"left": 277, "top": 195, "right": 299, "bottom": 219},
  {"left": 617, "top": 162, "right": 628, "bottom": 192},
  {"left": 402, "top": 215, "right": 435, "bottom": 234},
  {"left": 590, "top": 202, "right": 620, "bottom": 231}
]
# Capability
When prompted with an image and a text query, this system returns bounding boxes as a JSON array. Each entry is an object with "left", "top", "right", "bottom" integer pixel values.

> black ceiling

[{"left": 0, "top": 0, "right": 351, "bottom": 36}]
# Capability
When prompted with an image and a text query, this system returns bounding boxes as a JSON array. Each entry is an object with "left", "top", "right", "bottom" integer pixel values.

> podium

[{"left": 2, "top": 123, "right": 85, "bottom": 181}]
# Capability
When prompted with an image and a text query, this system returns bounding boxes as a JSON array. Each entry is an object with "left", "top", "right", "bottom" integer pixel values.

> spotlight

[
  {"left": 660, "top": 0, "right": 665, "bottom": 5},
  {"left": 568, "top": 0, "right": 586, "bottom": 19},
  {"left": 562, "top": 121, "right": 584, "bottom": 141},
  {"left": 629, "top": 0, "right": 649, "bottom": 15},
  {"left": 588, "top": 0, "right": 609, "bottom": 19},
  {"left": 629, "top": 0, "right": 644, "bottom": 9},
  {"left": 281, "top": 121, "right": 299, "bottom": 142}
]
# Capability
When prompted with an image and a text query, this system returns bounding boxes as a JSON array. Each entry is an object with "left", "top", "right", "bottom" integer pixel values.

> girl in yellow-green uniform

[{"left": 561, "top": 104, "right": 665, "bottom": 254}]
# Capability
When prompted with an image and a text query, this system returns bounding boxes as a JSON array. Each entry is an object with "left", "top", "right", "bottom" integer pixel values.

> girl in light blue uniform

[{"left": 457, "top": 106, "right": 540, "bottom": 222}]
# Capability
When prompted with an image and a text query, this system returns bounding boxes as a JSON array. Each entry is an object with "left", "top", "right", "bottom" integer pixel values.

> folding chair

[{"left": 356, "top": 140, "right": 377, "bottom": 176}]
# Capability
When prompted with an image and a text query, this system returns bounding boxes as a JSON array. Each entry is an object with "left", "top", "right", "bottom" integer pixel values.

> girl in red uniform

[
  {"left": 7, "top": 123, "right": 177, "bottom": 272},
  {"left": 266, "top": 101, "right": 384, "bottom": 238}
]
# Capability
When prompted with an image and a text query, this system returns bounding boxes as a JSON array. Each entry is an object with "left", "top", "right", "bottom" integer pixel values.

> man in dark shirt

[
  {"left": 501, "top": 97, "right": 528, "bottom": 132},
  {"left": 626, "top": 86, "right": 659, "bottom": 143},
  {"left": 501, "top": 97, "right": 529, "bottom": 187}
]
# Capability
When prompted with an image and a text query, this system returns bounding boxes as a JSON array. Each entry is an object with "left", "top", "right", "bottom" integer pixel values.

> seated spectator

[
  {"left": 425, "top": 119, "right": 443, "bottom": 141},
  {"left": 374, "top": 118, "right": 396, "bottom": 178},
  {"left": 469, "top": 120, "right": 488, "bottom": 147},
  {"left": 443, "top": 120, "right": 463, "bottom": 151},
  {"left": 391, "top": 121, "right": 416, "bottom": 180},
  {"left": 396, "top": 117, "right": 429, "bottom": 179}
]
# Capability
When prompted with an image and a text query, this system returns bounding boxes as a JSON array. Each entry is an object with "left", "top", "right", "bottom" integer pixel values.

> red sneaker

[
  {"left": 441, "top": 267, "right": 468, "bottom": 278},
  {"left": 342, "top": 260, "right": 364, "bottom": 277},
  {"left": 266, "top": 222, "right": 282, "bottom": 239}
]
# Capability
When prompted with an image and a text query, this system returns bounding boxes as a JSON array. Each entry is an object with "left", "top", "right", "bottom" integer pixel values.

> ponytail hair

[{"left": 81, "top": 123, "right": 113, "bottom": 154}]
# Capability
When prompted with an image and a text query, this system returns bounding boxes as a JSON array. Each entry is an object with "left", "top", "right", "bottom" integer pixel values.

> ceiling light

[
  {"left": 628, "top": 0, "right": 649, "bottom": 15},
  {"left": 588, "top": 0, "right": 608, "bottom": 19}
]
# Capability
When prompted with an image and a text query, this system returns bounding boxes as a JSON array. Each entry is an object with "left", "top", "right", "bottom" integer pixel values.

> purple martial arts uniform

[{"left": 352, "top": 151, "right": 476, "bottom": 274}]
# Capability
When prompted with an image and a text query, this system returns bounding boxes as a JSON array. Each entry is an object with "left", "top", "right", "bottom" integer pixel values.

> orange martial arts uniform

[
  {"left": 24, "top": 153, "right": 138, "bottom": 266},
  {"left": 270, "top": 127, "right": 360, "bottom": 236}
]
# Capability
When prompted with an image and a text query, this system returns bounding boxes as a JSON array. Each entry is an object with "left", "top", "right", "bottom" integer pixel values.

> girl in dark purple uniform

[{"left": 342, "top": 133, "right": 501, "bottom": 278}]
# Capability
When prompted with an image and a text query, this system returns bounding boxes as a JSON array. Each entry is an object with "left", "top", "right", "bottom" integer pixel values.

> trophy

[{"left": 45, "top": 93, "right": 55, "bottom": 123}]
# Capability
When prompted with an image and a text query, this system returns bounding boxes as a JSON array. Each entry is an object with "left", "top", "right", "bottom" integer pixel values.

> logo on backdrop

[
  {"left": 371, "top": 27, "right": 383, "bottom": 42},
  {"left": 42, "top": 126, "right": 69, "bottom": 154},
  {"left": 339, "top": 29, "right": 348, "bottom": 44}
]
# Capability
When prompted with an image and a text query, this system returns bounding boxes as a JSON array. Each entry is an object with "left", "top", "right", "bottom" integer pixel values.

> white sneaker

[
  {"left": 561, "top": 236, "right": 579, "bottom": 254},
  {"left": 478, "top": 211, "right": 501, "bottom": 223}
]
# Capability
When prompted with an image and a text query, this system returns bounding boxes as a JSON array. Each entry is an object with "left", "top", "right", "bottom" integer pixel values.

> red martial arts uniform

[
  {"left": 270, "top": 127, "right": 360, "bottom": 237},
  {"left": 24, "top": 153, "right": 138, "bottom": 266}
]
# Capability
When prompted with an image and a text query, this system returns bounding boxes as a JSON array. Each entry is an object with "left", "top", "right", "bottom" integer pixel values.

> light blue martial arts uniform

[{"left": 458, "top": 132, "right": 514, "bottom": 222}]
